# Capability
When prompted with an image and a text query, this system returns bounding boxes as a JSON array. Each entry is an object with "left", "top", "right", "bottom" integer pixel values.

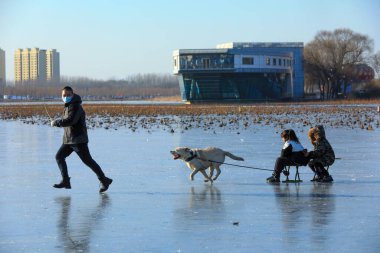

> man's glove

[{"left": 50, "top": 119, "right": 59, "bottom": 127}]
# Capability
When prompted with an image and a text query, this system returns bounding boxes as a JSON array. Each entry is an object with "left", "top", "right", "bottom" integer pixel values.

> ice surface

[{"left": 0, "top": 120, "right": 380, "bottom": 253}]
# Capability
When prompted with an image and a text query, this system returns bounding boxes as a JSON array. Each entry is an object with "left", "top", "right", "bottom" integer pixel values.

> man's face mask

[{"left": 62, "top": 95, "right": 72, "bottom": 103}]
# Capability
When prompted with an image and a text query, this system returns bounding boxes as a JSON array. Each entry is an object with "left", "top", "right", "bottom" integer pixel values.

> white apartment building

[
  {"left": 46, "top": 49, "right": 60, "bottom": 82},
  {"left": 0, "top": 48, "right": 5, "bottom": 86},
  {"left": 14, "top": 48, "right": 60, "bottom": 84},
  {"left": 14, "top": 49, "right": 22, "bottom": 82}
]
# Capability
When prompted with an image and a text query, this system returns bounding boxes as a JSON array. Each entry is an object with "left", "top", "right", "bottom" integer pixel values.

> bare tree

[
  {"left": 3, "top": 73, "right": 180, "bottom": 100},
  {"left": 370, "top": 51, "right": 380, "bottom": 74},
  {"left": 304, "top": 28, "right": 376, "bottom": 99}
]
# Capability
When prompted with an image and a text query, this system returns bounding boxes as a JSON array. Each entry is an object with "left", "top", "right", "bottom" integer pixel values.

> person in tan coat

[{"left": 306, "top": 125, "right": 335, "bottom": 182}]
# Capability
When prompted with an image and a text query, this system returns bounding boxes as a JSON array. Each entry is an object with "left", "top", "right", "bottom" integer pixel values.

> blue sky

[{"left": 1, "top": 0, "right": 379, "bottom": 81}]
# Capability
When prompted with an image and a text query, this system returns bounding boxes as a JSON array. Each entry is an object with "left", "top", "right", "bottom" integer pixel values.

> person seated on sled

[
  {"left": 305, "top": 125, "right": 335, "bottom": 182},
  {"left": 267, "top": 129, "right": 309, "bottom": 183}
]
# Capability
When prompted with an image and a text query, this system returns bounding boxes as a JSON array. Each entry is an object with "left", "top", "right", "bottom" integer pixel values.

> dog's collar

[{"left": 185, "top": 150, "right": 197, "bottom": 162}]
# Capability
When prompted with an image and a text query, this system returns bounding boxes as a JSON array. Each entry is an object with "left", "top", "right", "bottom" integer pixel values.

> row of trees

[
  {"left": 2, "top": 28, "right": 380, "bottom": 100},
  {"left": 304, "top": 28, "right": 380, "bottom": 99},
  {"left": 2, "top": 73, "right": 180, "bottom": 99}
]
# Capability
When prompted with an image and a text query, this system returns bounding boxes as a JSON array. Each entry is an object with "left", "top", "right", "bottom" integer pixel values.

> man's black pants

[{"left": 55, "top": 143, "right": 105, "bottom": 180}]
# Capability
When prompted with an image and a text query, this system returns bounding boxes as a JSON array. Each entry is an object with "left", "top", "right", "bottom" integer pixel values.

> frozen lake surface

[{"left": 1, "top": 120, "right": 380, "bottom": 253}]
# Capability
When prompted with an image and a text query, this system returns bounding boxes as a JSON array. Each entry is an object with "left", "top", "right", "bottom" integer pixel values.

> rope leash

[
  {"left": 197, "top": 157, "right": 273, "bottom": 172},
  {"left": 200, "top": 158, "right": 341, "bottom": 173}
]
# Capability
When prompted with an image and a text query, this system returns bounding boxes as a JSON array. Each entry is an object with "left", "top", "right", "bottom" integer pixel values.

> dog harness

[{"left": 185, "top": 150, "right": 197, "bottom": 162}]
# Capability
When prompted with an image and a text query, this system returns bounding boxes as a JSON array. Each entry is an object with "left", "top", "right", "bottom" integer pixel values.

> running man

[{"left": 51, "top": 86, "right": 113, "bottom": 193}]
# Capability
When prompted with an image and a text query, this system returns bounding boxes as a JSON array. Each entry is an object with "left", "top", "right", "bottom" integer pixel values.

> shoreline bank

[{"left": 1, "top": 102, "right": 379, "bottom": 132}]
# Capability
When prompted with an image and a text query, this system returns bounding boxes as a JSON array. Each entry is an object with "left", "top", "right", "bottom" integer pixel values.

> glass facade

[
  {"left": 179, "top": 73, "right": 290, "bottom": 101},
  {"left": 173, "top": 42, "right": 304, "bottom": 102}
]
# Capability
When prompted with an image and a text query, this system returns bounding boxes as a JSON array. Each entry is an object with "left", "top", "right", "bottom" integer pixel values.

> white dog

[{"left": 170, "top": 147, "right": 244, "bottom": 183}]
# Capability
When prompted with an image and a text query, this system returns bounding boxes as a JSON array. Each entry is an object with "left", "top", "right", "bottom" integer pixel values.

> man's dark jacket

[{"left": 56, "top": 94, "right": 88, "bottom": 144}]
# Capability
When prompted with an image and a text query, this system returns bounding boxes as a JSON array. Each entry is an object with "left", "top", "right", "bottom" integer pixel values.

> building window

[
  {"left": 203, "top": 58, "right": 210, "bottom": 69},
  {"left": 279, "top": 58, "right": 281, "bottom": 66},
  {"left": 266, "top": 57, "right": 270, "bottom": 65},
  {"left": 242, "top": 57, "right": 254, "bottom": 65},
  {"left": 174, "top": 59, "right": 177, "bottom": 67},
  {"left": 273, "top": 58, "right": 276, "bottom": 66}
]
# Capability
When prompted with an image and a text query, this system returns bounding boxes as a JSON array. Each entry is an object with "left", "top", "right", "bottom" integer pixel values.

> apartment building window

[
  {"left": 279, "top": 58, "right": 282, "bottom": 66},
  {"left": 266, "top": 57, "right": 270, "bottom": 65},
  {"left": 242, "top": 57, "right": 254, "bottom": 65},
  {"left": 273, "top": 58, "right": 277, "bottom": 66}
]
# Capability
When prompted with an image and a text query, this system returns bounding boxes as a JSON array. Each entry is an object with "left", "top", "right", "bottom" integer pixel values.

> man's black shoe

[
  {"left": 53, "top": 178, "right": 71, "bottom": 189},
  {"left": 99, "top": 177, "right": 113, "bottom": 193}
]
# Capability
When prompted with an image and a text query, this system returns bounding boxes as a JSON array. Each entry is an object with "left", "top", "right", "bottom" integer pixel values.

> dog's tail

[{"left": 224, "top": 151, "right": 244, "bottom": 161}]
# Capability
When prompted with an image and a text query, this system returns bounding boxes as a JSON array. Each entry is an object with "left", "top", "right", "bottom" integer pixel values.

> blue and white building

[{"left": 173, "top": 42, "right": 304, "bottom": 102}]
